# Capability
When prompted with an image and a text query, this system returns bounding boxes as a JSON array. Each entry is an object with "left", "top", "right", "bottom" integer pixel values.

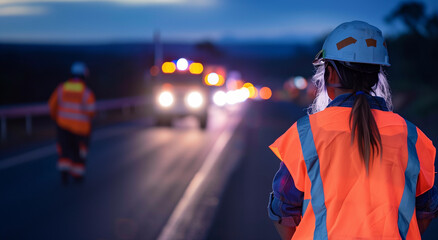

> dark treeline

[
  {"left": 0, "top": 44, "right": 155, "bottom": 105},
  {"left": 385, "top": 2, "right": 438, "bottom": 116},
  {"left": 0, "top": 42, "right": 315, "bottom": 105}
]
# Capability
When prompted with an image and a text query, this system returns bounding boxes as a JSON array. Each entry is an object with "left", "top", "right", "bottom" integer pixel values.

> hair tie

[{"left": 355, "top": 91, "right": 365, "bottom": 95}]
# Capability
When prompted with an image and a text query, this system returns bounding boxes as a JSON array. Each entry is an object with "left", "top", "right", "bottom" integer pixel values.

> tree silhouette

[
  {"left": 386, "top": 2, "right": 438, "bottom": 38},
  {"left": 426, "top": 13, "right": 438, "bottom": 38}
]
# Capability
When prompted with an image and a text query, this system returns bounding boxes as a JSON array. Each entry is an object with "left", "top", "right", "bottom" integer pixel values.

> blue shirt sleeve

[
  {"left": 267, "top": 162, "right": 304, "bottom": 227},
  {"left": 416, "top": 185, "right": 438, "bottom": 219}
]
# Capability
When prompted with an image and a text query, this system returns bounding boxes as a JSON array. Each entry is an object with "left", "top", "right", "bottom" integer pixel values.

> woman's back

[
  {"left": 268, "top": 21, "right": 437, "bottom": 240},
  {"left": 279, "top": 97, "right": 435, "bottom": 239}
]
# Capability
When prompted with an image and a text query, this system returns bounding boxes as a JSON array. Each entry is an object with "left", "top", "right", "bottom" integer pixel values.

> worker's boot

[{"left": 73, "top": 175, "right": 84, "bottom": 184}]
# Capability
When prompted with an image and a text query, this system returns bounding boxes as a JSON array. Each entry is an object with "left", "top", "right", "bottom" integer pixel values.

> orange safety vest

[
  {"left": 49, "top": 79, "right": 95, "bottom": 136},
  {"left": 270, "top": 106, "right": 436, "bottom": 239}
]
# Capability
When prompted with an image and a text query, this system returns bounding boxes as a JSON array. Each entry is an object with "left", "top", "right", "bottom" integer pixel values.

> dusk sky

[{"left": 0, "top": 0, "right": 437, "bottom": 44}]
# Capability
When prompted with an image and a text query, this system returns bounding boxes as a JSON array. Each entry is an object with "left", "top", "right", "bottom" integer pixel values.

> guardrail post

[
  {"left": 1, "top": 116, "right": 6, "bottom": 141},
  {"left": 26, "top": 115, "right": 32, "bottom": 135}
]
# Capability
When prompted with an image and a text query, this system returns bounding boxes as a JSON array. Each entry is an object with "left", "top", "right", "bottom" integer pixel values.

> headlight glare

[
  {"left": 158, "top": 91, "right": 174, "bottom": 107},
  {"left": 186, "top": 91, "right": 203, "bottom": 109}
]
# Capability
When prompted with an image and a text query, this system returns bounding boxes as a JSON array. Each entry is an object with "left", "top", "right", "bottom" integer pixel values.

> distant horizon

[
  {"left": 0, "top": 36, "right": 321, "bottom": 46},
  {"left": 1, "top": 0, "right": 436, "bottom": 46}
]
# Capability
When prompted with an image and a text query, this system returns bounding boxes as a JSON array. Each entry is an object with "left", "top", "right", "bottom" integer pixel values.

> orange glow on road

[
  {"left": 260, "top": 87, "right": 272, "bottom": 100},
  {"left": 162, "top": 62, "right": 176, "bottom": 74},
  {"left": 189, "top": 63, "right": 203, "bottom": 74}
]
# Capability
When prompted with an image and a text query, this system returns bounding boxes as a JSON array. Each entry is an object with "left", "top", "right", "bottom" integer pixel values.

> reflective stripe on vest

[
  {"left": 57, "top": 82, "right": 94, "bottom": 120},
  {"left": 58, "top": 111, "right": 89, "bottom": 122},
  {"left": 398, "top": 120, "right": 420, "bottom": 239},
  {"left": 59, "top": 101, "right": 95, "bottom": 112},
  {"left": 63, "top": 81, "right": 84, "bottom": 92},
  {"left": 302, "top": 199, "right": 310, "bottom": 216},
  {"left": 297, "top": 115, "right": 328, "bottom": 239}
]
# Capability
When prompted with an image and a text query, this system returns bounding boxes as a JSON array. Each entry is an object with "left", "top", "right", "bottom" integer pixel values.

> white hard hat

[
  {"left": 314, "top": 21, "right": 390, "bottom": 66},
  {"left": 71, "top": 62, "right": 89, "bottom": 77}
]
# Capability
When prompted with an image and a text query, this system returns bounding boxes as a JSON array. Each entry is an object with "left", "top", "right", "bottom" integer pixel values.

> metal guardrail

[{"left": 0, "top": 96, "right": 151, "bottom": 140}]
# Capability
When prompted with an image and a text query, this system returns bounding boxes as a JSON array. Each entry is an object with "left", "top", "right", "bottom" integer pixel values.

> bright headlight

[
  {"left": 158, "top": 91, "right": 174, "bottom": 107},
  {"left": 213, "top": 90, "right": 227, "bottom": 106},
  {"left": 186, "top": 91, "right": 203, "bottom": 109}
]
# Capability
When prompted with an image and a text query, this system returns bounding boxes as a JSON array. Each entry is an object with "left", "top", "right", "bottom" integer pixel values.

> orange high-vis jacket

[
  {"left": 270, "top": 106, "right": 436, "bottom": 240},
  {"left": 49, "top": 79, "right": 95, "bottom": 136}
]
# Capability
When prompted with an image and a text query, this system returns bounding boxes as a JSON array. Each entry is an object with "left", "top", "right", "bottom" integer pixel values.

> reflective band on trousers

[
  {"left": 70, "top": 165, "right": 85, "bottom": 176},
  {"left": 58, "top": 111, "right": 90, "bottom": 122},
  {"left": 58, "top": 158, "right": 72, "bottom": 171},
  {"left": 297, "top": 115, "right": 328, "bottom": 239},
  {"left": 398, "top": 120, "right": 420, "bottom": 240}
]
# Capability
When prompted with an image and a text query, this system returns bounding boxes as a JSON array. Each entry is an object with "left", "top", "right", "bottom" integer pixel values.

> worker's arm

[
  {"left": 414, "top": 128, "right": 437, "bottom": 234},
  {"left": 416, "top": 185, "right": 438, "bottom": 234},
  {"left": 268, "top": 162, "right": 303, "bottom": 240},
  {"left": 83, "top": 88, "right": 96, "bottom": 118},
  {"left": 274, "top": 222, "right": 296, "bottom": 240},
  {"left": 417, "top": 218, "right": 432, "bottom": 234},
  {"left": 48, "top": 86, "right": 59, "bottom": 120}
]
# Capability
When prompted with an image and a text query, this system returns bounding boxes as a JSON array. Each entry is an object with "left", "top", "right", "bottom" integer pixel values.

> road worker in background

[
  {"left": 268, "top": 21, "right": 437, "bottom": 239},
  {"left": 49, "top": 62, "right": 95, "bottom": 184}
]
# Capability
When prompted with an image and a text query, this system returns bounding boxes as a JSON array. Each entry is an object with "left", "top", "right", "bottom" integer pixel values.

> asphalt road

[
  {"left": 0, "top": 105, "right": 245, "bottom": 240},
  {"left": 1, "top": 100, "right": 437, "bottom": 240}
]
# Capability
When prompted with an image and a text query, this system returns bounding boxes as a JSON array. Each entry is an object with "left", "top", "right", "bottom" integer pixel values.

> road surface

[
  {"left": 0, "top": 104, "right": 245, "bottom": 240},
  {"left": 1, "top": 101, "right": 437, "bottom": 240}
]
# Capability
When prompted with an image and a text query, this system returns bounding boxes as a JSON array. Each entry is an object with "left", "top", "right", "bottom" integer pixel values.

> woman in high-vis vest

[{"left": 268, "top": 21, "right": 437, "bottom": 240}]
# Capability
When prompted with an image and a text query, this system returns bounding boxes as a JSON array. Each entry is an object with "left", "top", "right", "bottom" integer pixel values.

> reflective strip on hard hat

[
  {"left": 297, "top": 115, "right": 328, "bottom": 239},
  {"left": 336, "top": 37, "right": 357, "bottom": 50},
  {"left": 397, "top": 120, "right": 421, "bottom": 239},
  {"left": 58, "top": 111, "right": 90, "bottom": 122},
  {"left": 366, "top": 38, "right": 377, "bottom": 47}
]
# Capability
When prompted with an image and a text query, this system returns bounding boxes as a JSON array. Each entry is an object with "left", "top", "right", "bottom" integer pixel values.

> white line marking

[
  {"left": 0, "top": 120, "right": 149, "bottom": 171},
  {"left": 0, "top": 144, "right": 56, "bottom": 170},
  {"left": 157, "top": 107, "right": 243, "bottom": 240}
]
